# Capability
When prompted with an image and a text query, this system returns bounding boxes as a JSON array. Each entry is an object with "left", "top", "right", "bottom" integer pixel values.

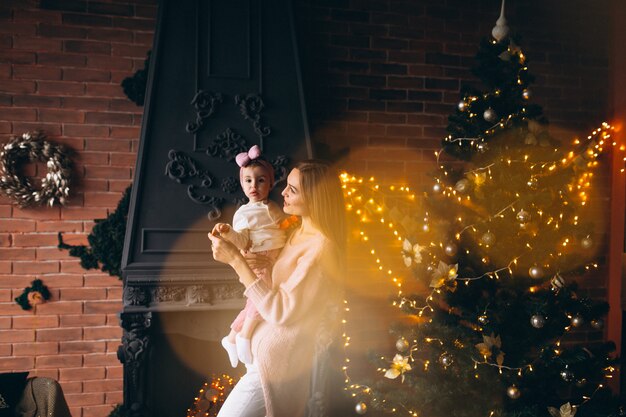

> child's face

[{"left": 241, "top": 165, "right": 271, "bottom": 203}]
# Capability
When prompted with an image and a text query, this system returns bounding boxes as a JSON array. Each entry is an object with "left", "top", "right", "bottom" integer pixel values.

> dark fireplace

[{"left": 118, "top": 0, "right": 313, "bottom": 415}]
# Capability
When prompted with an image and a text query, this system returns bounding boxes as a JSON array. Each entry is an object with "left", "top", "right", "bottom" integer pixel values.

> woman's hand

[{"left": 208, "top": 232, "right": 243, "bottom": 266}]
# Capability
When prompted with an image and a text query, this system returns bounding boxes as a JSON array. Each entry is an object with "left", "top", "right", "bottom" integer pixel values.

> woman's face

[{"left": 282, "top": 168, "right": 309, "bottom": 216}]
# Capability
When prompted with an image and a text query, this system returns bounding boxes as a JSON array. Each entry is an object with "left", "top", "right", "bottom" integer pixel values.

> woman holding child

[{"left": 208, "top": 151, "right": 346, "bottom": 417}]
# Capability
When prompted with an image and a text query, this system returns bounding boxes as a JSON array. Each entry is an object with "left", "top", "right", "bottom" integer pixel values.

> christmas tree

[{"left": 341, "top": 6, "right": 622, "bottom": 417}]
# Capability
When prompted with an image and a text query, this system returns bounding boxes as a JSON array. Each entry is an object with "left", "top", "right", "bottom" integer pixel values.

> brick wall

[
  {"left": 0, "top": 1, "right": 155, "bottom": 416},
  {"left": 0, "top": 0, "right": 614, "bottom": 416}
]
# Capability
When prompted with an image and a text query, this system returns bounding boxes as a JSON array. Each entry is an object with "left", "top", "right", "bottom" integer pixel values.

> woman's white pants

[{"left": 217, "top": 363, "right": 266, "bottom": 417}]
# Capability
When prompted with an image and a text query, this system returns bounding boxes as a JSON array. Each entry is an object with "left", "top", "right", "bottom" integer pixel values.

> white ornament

[
  {"left": 483, "top": 108, "right": 497, "bottom": 123},
  {"left": 491, "top": 0, "right": 510, "bottom": 42},
  {"left": 355, "top": 402, "right": 368, "bottom": 415}
]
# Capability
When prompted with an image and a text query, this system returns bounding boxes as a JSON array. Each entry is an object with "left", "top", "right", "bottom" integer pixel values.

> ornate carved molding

[
  {"left": 165, "top": 150, "right": 223, "bottom": 218},
  {"left": 123, "top": 283, "right": 244, "bottom": 309},
  {"left": 117, "top": 312, "right": 152, "bottom": 417},
  {"left": 186, "top": 90, "right": 223, "bottom": 134},
  {"left": 270, "top": 154, "right": 289, "bottom": 185},
  {"left": 235, "top": 93, "right": 271, "bottom": 141},
  {"left": 206, "top": 128, "right": 248, "bottom": 162},
  {"left": 220, "top": 176, "right": 239, "bottom": 194}
]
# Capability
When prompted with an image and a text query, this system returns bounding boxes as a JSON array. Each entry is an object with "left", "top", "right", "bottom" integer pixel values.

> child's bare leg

[{"left": 236, "top": 316, "right": 261, "bottom": 364}]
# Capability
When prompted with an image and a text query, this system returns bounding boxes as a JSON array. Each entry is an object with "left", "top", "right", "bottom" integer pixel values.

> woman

[{"left": 208, "top": 160, "right": 346, "bottom": 417}]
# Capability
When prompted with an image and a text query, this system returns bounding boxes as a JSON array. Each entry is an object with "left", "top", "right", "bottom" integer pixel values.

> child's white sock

[
  {"left": 221, "top": 337, "right": 238, "bottom": 368},
  {"left": 236, "top": 334, "right": 253, "bottom": 364}
]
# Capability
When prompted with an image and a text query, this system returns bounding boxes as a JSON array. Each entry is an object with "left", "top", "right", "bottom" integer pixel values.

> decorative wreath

[{"left": 0, "top": 131, "right": 72, "bottom": 208}]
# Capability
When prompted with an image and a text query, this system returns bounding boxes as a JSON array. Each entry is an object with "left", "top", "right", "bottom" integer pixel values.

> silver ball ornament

[
  {"left": 433, "top": 183, "right": 442, "bottom": 193},
  {"left": 458, "top": 101, "right": 467, "bottom": 112},
  {"left": 571, "top": 314, "right": 584, "bottom": 328},
  {"left": 530, "top": 314, "right": 546, "bottom": 329},
  {"left": 560, "top": 366, "right": 574, "bottom": 382},
  {"left": 454, "top": 179, "right": 470, "bottom": 193},
  {"left": 528, "top": 265, "right": 545, "bottom": 279},
  {"left": 355, "top": 402, "right": 368, "bottom": 415},
  {"left": 396, "top": 337, "right": 409, "bottom": 352},
  {"left": 516, "top": 210, "right": 531, "bottom": 224},
  {"left": 480, "top": 231, "right": 496, "bottom": 246},
  {"left": 439, "top": 353, "right": 453, "bottom": 367},
  {"left": 506, "top": 385, "right": 521, "bottom": 399},
  {"left": 590, "top": 318, "right": 604, "bottom": 330},
  {"left": 483, "top": 108, "right": 497, "bottom": 123},
  {"left": 581, "top": 236, "right": 593, "bottom": 250},
  {"left": 444, "top": 242, "right": 458, "bottom": 257}
]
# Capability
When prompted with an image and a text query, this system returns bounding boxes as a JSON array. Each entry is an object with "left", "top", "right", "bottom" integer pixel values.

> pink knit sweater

[{"left": 244, "top": 232, "right": 340, "bottom": 417}]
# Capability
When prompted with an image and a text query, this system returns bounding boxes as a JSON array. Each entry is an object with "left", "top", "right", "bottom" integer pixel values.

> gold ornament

[
  {"left": 355, "top": 402, "right": 368, "bottom": 415},
  {"left": 480, "top": 231, "right": 496, "bottom": 246},
  {"left": 507, "top": 385, "right": 521, "bottom": 399}
]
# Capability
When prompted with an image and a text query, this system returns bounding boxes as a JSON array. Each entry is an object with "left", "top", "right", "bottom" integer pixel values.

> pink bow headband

[
  {"left": 236, "top": 145, "right": 275, "bottom": 189},
  {"left": 235, "top": 145, "right": 262, "bottom": 167}
]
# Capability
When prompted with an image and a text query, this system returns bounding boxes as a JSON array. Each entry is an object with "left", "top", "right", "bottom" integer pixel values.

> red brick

[
  {"left": 0, "top": 275, "right": 36, "bottom": 289},
  {"left": 60, "top": 340, "right": 106, "bottom": 353},
  {"left": 105, "top": 391, "right": 122, "bottom": 404},
  {"left": 64, "top": 40, "right": 111, "bottom": 54},
  {"left": 108, "top": 180, "right": 132, "bottom": 192},
  {"left": 61, "top": 288, "right": 106, "bottom": 301},
  {"left": 84, "top": 166, "right": 130, "bottom": 180},
  {"left": 63, "top": 68, "right": 111, "bottom": 82},
  {"left": 108, "top": 98, "right": 140, "bottom": 112},
  {"left": 110, "top": 126, "right": 140, "bottom": 139},
  {"left": 83, "top": 326, "right": 121, "bottom": 340},
  {"left": 28, "top": 369, "right": 59, "bottom": 380},
  {"left": 105, "top": 366, "right": 122, "bottom": 379},
  {"left": 110, "top": 152, "right": 136, "bottom": 166},
  {"left": 14, "top": 9, "right": 61, "bottom": 23},
  {"left": 0, "top": 290, "right": 10, "bottom": 302},
  {"left": 85, "top": 138, "right": 131, "bottom": 152},
  {"left": 12, "top": 341, "right": 58, "bottom": 356},
  {"left": 39, "top": 108, "right": 84, "bottom": 123},
  {"left": 60, "top": 367, "right": 106, "bottom": 381},
  {"left": 0, "top": 343, "right": 11, "bottom": 354},
  {"left": 86, "top": 27, "right": 133, "bottom": 42},
  {"left": 85, "top": 83, "right": 125, "bottom": 98},
  {"left": 13, "top": 315, "right": 59, "bottom": 329},
  {"left": 39, "top": 23, "right": 86, "bottom": 39},
  {"left": 84, "top": 111, "right": 133, "bottom": 125},
  {"left": 84, "top": 274, "right": 121, "bottom": 288},
  {"left": 42, "top": 274, "right": 85, "bottom": 288},
  {"left": 83, "top": 191, "right": 125, "bottom": 207},
  {"left": 83, "top": 301, "right": 120, "bottom": 315},
  {"left": 12, "top": 233, "right": 58, "bottom": 247},
  {"left": 111, "top": 17, "right": 155, "bottom": 32},
  {"left": 11, "top": 122, "right": 63, "bottom": 136},
  {"left": 13, "top": 95, "right": 62, "bottom": 107},
  {"left": 13, "top": 261, "right": 60, "bottom": 274},
  {"left": 0, "top": 234, "right": 10, "bottom": 247},
  {"left": 0, "top": 106, "right": 37, "bottom": 120},
  {"left": 14, "top": 36, "right": 62, "bottom": 51},
  {"left": 60, "top": 260, "right": 91, "bottom": 273},
  {"left": 37, "top": 52, "right": 87, "bottom": 67},
  {"left": 107, "top": 287, "right": 122, "bottom": 299},
  {"left": 35, "top": 301, "right": 82, "bottom": 314},
  {"left": 0, "top": 248, "right": 36, "bottom": 260},
  {"left": 0, "top": 356, "right": 34, "bottom": 369},
  {"left": 0, "top": 329, "right": 35, "bottom": 342},
  {"left": 38, "top": 80, "right": 85, "bottom": 95},
  {"left": 36, "top": 354, "right": 83, "bottom": 368},
  {"left": 61, "top": 96, "right": 110, "bottom": 110},
  {"left": 66, "top": 392, "right": 106, "bottom": 407},
  {"left": 75, "top": 179, "right": 108, "bottom": 192},
  {"left": 37, "top": 221, "right": 84, "bottom": 232},
  {"left": 83, "top": 353, "right": 119, "bottom": 367},
  {"left": 64, "top": 124, "right": 109, "bottom": 138},
  {"left": 62, "top": 207, "right": 108, "bottom": 220},
  {"left": 37, "top": 327, "right": 82, "bottom": 342},
  {"left": 13, "top": 65, "right": 62, "bottom": 80},
  {"left": 0, "top": 262, "right": 11, "bottom": 274},
  {"left": 0, "top": 218, "right": 36, "bottom": 232},
  {"left": 61, "top": 314, "right": 105, "bottom": 327},
  {"left": 58, "top": 381, "right": 82, "bottom": 395}
]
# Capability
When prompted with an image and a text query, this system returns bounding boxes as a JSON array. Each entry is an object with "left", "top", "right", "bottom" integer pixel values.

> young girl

[{"left": 213, "top": 145, "right": 287, "bottom": 367}]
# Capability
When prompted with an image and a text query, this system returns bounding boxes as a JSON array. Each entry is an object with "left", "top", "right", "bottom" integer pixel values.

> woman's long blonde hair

[{"left": 294, "top": 160, "right": 347, "bottom": 256}]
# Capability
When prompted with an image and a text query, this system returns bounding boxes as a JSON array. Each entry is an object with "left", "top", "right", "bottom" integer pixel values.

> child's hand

[{"left": 211, "top": 223, "right": 231, "bottom": 236}]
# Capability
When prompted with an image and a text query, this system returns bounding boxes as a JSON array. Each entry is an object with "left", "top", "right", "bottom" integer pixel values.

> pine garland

[{"left": 58, "top": 186, "right": 131, "bottom": 279}]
